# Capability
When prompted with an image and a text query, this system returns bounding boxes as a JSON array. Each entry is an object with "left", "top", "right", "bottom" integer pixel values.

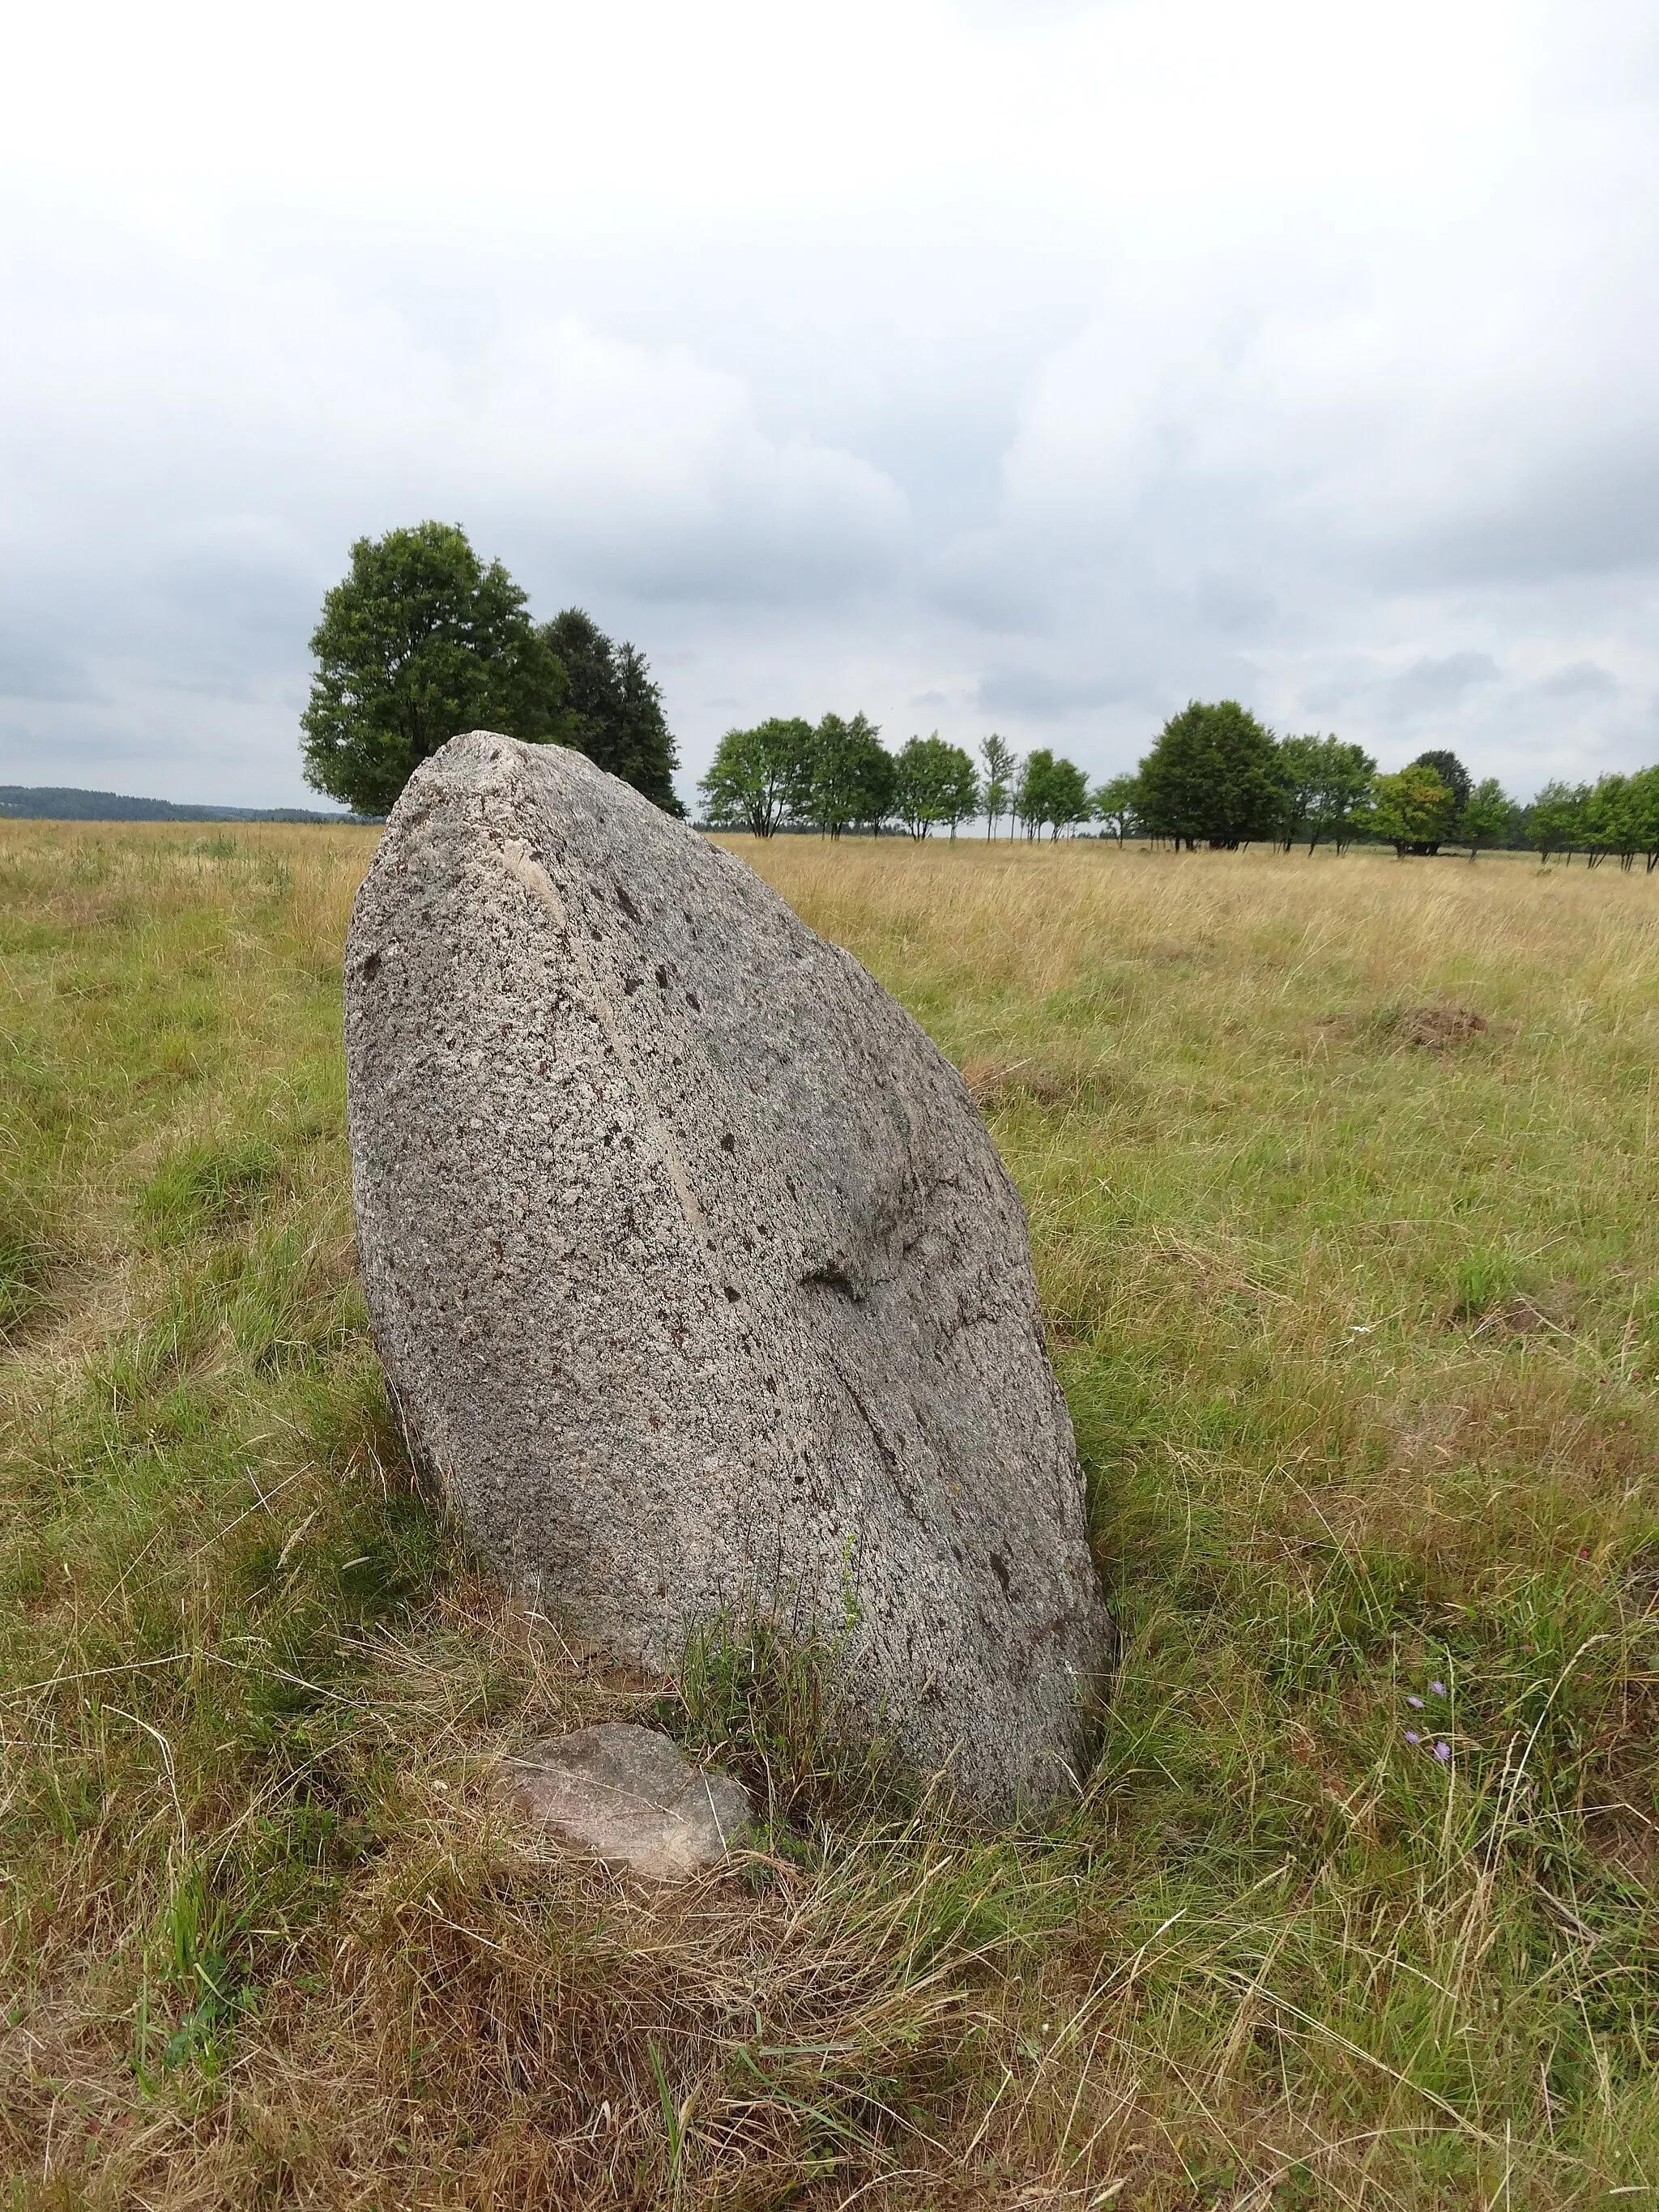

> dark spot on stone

[
  {"left": 723, "top": 1285, "right": 741, "bottom": 1302},
  {"left": 720, "top": 1132, "right": 736, "bottom": 1153},
  {"left": 991, "top": 1553, "right": 1011, "bottom": 1596},
  {"left": 655, "top": 965, "right": 668, "bottom": 989},
  {"left": 624, "top": 974, "right": 642, "bottom": 995},
  {"left": 360, "top": 950, "right": 382, "bottom": 981},
  {"left": 685, "top": 989, "right": 701, "bottom": 1012},
  {"left": 615, "top": 882, "right": 642, "bottom": 921}
]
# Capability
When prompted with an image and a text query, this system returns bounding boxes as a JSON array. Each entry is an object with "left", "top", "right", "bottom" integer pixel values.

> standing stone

[{"left": 345, "top": 732, "right": 1110, "bottom": 1818}]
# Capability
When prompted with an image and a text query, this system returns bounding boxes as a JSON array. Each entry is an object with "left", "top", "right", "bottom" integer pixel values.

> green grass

[{"left": 1, "top": 820, "right": 1657, "bottom": 2207}]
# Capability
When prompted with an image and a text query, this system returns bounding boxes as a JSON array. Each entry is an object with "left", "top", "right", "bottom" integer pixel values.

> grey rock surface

[
  {"left": 505, "top": 1723, "right": 752, "bottom": 1882},
  {"left": 345, "top": 731, "right": 1111, "bottom": 1817}
]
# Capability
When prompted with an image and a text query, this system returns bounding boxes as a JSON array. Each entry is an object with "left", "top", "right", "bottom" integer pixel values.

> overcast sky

[{"left": 3, "top": 0, "right": 1657, "bottom": 808}]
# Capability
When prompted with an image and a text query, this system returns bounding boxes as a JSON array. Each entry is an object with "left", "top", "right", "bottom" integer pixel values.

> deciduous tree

[
  {"left": 1014, "top": 750, "right": 1055, "bottom": 840},
  {"left": 1459, "top": 776, "right": 1518, "bottom": 859},
  {"left": 804, "top": 712, "right": 890, "bottom": 837},
  {"left": 698, "top": 718, "right": 814, "bottom": 837},
  {"left": 1092, "top": 772, "right": 1141, "bottom": 845},
  {"left": 940, "top": 744, "right": 980, "bottom": 839},
  {"left": 1136, "top": 701, "right": 1282, "bottom": 848},
  {"left": 893, "top": 734, "right": 975, "bottom": 839},
  {"left": 1388, "top": 750, "right": 1467, "bottom": 853},
  {"left": 1363, "top": 765, "right": 1453, "bottom": 857},
  {"left": 1626, "top": 765, "right": 1659, "bottom": 872},
  {"left": 1581, "top": 773, "right": 1631, "bottom": 868},
  {"left": 979, "top": 734, "right": 1016, "bottom": 840},
  {"left": 1525, "top": 781, "right": 1589, "bottom": 863},
  {"left": 1045, "top": 757, "right": 1091, "bottom": 840},
  {"left": 1275, "top": 734, "right": 1376, "bottom": 853},
  {"left": 301, "top": 522, "right": 563, "bottom": 816},
  {"left": 1409, "top": 749, "right": 1472, "bottom": 812}
]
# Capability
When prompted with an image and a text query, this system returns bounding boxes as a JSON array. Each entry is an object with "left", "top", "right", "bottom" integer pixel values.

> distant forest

[{"left": 0, "top": 788, "right": 360, "bottom": 825}]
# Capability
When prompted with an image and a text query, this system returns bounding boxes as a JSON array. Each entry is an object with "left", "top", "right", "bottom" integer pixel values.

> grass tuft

[{"left": 139, "top": 1136, "right": 285, "bottom": 1243}]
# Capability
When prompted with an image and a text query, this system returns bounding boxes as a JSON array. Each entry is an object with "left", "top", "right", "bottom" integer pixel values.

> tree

[
  {"left": 301, "top": 521, "right": 564, "bottom": 815},
  {"left": 893, "top": 733, "right": 973, "bottom": 839},
  {"left": 1525, "top": 781, "right": 1588, "bottom": 863},
  {"left": 698, "top": 718, "right": 815, "bottom": 837},
  {"left": 1410, "top": 749, "right": 1472, "bottom": 813},
  {"left": 1045, "top": 757, "right": 1092, "bottom": 840},
  {"left": 1273, "top": 734, "right": 1318, "bottom": 852},
  {"left": 939, "top": 744, "right": 980, "bottom": 840},
  {"left": 979, "top": 734, "right": 1017, "bottom": 840},
  {"left": 805, "top": 712, "right": 890, "bottom": 838},
  {"left": 1135, "top": 701, "right": 1283, "bottom": 848},
  {"left": 1392, "top": 749, "right": 1465, "bottom": 852},
  {"left": 615, "top": 644, "right": 685, "bottom": 815},
  {"left": 1275, "top": 733, "right": 1376, "bottom": 854},
  {"left": 1362, "top": 765, "right": 1453, "bottom": 856},
  {"left": 857, "top": 726, "right": 898, "bottom": 836},
  {"left": 1626, "top": 765, "right": 1659, "bottom": 872},
  {"left": 1314, "top": 739, "right": 1377, "bottom": 854},
  {"left": 534, "top": 612, "right": 684, "bottom": 814},
  {"left": 1010, "top": 749, "right": 1091, "bottom": 840},
  {"left": 1092, "top": 772, "right": 1141, "bottom": 845},
  {"left": 1459, "top": 776, "right": 1517, "bottom": 859},
  {"left": 1014, "top": 750, "right": 1056, "bottom": 840},
  {"left": 1581, "top": 773, "right": 1632, "bottom": 868}
]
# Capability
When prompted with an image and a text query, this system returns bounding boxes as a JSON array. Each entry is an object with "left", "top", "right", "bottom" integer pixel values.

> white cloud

[{"left": 1, "top": 0, "right": 1657, "bottom": 803}]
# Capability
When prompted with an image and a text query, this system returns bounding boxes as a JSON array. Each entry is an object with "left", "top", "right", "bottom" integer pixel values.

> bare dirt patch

[
  {"left": 1396, "top": 1004, "right": 1489, "bottom": 1048},
  {"left": 1469, "top": 1291, "right": 1573, "bottom": 1340},
  {"left": 962, "top": 1052, "right": 1119, "bottom": 1111}
]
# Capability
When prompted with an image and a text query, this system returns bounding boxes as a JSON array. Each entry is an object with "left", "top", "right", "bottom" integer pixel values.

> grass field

[{"left": 2, "top": 820, "right": 1657, "bottom": 2210}]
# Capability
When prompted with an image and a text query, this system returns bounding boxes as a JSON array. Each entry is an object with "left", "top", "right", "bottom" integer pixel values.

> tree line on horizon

[
  {"left": 296, "top": 526, "right": 1657, "bottom": 871},
  {"left": 700, "top": 701, "right": 1659, "bottom": 868}
]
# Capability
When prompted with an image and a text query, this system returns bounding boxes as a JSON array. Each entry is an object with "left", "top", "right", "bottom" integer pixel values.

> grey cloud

[
  {"left": 1537, "top": 659, "right": 1619, "bottom": 699},
  {"left": 1191, "top": 569, "right": 1277, "bottom": 636},
  {"left": 0, "top": 630, "right": 100, "bottom": 704},
  {"left": 1387, "top": 653, "right": 1502, "bottom": 711},
  {"left": 975, "top": 666, "right": 1136, "bottom": 717},
  {"left": 3, "top": 3, "right": 1659, "bottom": 807}
]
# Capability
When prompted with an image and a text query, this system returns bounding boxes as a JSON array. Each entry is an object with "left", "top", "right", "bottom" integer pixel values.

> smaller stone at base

[{"left": 505, "top": 1723, "right": 753, "bottom": 1883}]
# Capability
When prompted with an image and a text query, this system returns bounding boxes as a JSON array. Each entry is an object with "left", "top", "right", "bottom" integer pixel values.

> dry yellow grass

[{"left": 2, "top": 821, "right": 1657, "bottom": 2209}]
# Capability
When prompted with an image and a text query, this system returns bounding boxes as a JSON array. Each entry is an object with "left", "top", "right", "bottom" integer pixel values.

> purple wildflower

[
  {"left": 1405, "top": 1731, "right": 1421, "bottom": 1745},
  {"left": 1407, "top": 1695, "right": 1424, "bottom": 1708},
  {"left": 1429, "top": 1681, "right": 1447, "bottom": 1698},
  {"left": 1434, "top": 1741, "right": 1452, "bottom": 1762}
]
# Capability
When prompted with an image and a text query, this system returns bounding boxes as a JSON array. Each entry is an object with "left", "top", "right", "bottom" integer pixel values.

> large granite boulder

[{"left": 345, "top": 732, "right": 1110, "bottom": 1817}]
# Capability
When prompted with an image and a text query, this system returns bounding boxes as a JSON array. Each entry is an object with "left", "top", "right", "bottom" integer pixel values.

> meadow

[{"left": 2, "top": 819, "right": 1657, "bottom": 2210}]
